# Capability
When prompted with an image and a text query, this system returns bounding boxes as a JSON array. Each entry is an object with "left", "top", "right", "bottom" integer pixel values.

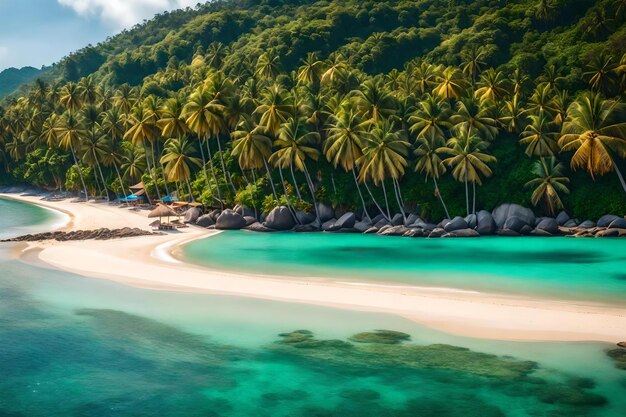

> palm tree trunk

[
  {"left": 263, "top": 159, "right": 279, "bottom": 200},
  {"left": 395, "top": 178, "right": 407, "bottom": 214},
  {"left": 392, "top": 178, "right": 407, "bottom": 224},
  {"left": 330, "top": 172, "right": 337, "bottom": 194},
  {"left": 615, "top": 164, "right": 626, "bottom": 196},
  {"left": 149, "top": 141, "right": 162, "bottom": 201},
  {"left": 351, "top": 167, "right": 370, "bottom": 220},
  {"left": 70, "top": 144, "right": 88, "bottom": 201},
  {"left": 186, "top": 178, "right": 195, "bottom": 202},
  {"left": 216, "top": 134, "right": 236, "bottom": 193},
  {"left": 464, "top": 178, "right": 469, "bottom": 217},
  {"left": 380, "top": 181, "right": 392, "bottom": 221},
  {"left": 205, "top": 138, "right": 223, "bottom": 209},
  {"left": 290, "top": 164, "right": 303, "bottom": 200},
  {"left": 433, "top": 177, "right": 450, "bottom": 219},
  {"left": 303, "top": 165, "right": 321, "bottom": 223},
  {"left": 472, "top": 181, "right": 476, "bottom": 215},
  {"left": 94, "top": 155, "right": 109, "bottom": 202},
  {"left": 363, "top": 180, "right": 388, "bottom": 220},
  {"left": 196, "top": 136, "right": 211, "bottom": 193},
  {"left": 155, "top": 139, "right": 170, "bottom": 197}
]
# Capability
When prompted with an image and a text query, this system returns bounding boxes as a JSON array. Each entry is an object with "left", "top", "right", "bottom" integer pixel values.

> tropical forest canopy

[{"left": 1, "top": 0, "right": 626, "bottom": 220}]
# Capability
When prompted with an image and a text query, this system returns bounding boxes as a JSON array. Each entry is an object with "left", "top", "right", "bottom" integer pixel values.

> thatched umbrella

[{"left": 148, "top": 204, "right": 178, "bottom": 223}]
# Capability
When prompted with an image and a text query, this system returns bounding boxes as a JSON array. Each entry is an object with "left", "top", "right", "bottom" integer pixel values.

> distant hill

[{"left": 0, "top": 66, "right": 46, "bottom": 99}]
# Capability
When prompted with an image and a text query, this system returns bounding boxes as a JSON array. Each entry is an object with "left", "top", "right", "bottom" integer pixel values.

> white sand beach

[{"left": 2, "top": 193, "right": 625, "bottom": 343}]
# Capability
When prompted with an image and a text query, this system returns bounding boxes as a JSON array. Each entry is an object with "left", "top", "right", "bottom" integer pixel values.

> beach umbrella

[{"left": 148, "top": 204, "right": 178, "bottom": 223}]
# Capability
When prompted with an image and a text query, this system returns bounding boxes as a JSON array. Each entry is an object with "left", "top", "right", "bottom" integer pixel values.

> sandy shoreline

[{"left": 1, "top": 192, "right": 625, "bottom": 343}]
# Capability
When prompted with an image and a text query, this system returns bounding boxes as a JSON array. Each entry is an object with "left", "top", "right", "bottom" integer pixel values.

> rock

[
  {"left": 363, "top": 226, "right": 379, "bottom": 234},
  {"left": 183, "top": 207, "right": 202, "bottom": 224},
  {"left": 2, "top": 228, "right": 156, "bottom": 242},
  {"left": 563, "top": 219, "right": 578, "bottom": 228},
  {"left": 530, "top": 228, "right": 553, "bottom": 236},
  {"left": 322, "top": 219, "right": 341, "bottom": 232},
  {"left": 316, "top": 202, "right": 334, "bottom": 222},
  {"left": 497, "top": 229, "right": 520, "bottom": 236},
  {"left": 618, "top": 342, "right": 626, "bottom": 348},
  {"left": 403, "top": 228, "right": 422, "bottom": 237},
  {"left": 444, "top": 216, "right": 468, "bottom": 232},
  {"left": 578, "top": 220, "right": 596, "bottom": 229},
  {"left": 374, "top": 218, "right": 389, "bottom": 229},
  {"left": 354, "top": 221, "right": 372, "bottom": 233},
  {"left": 476, "top": 210, "right": 497, "bottom": 235},
  {"left": 465, "top": 214, "right": 477, "bottom": 229},
  {"left": 437, "top": 218, "right": 450, "bottom": 228},
  {"left": 195, "top": 214, "right": 215, "bottom": 228},
  {"left": 520, "top": 224, "right": 534, "bottom": 235},
  {"left": 597, "top": 214, "right": 620, "bottom": 228},
  {"left": 492, "top": 204, "right": 535, "bottom": 229},
  {"left": 243, "top": 216, "right": 257, "bottom": 226},
  {"left": 596, "top": 228, "right": 621, "bottom": 237},
  {"left": 391, "top": 213, "right": 404, "bottom": 226},
  {"left": 264, "top": 206, "right": 296, "bottom": 230},
  {"left": 208, "top": 209, "right": 221, "bottom": 221},
  {"left": 293, "top": 224, "right": 319, "bottom": 232},
  {"left": 503, "top": 216, "right": 528, "bottom": 233},
  {"left": 428, "top": 228, "right": 444, "bottom": 238},
  {"left": 536, "top": 218, "right": 559, "bottom": 234},
  {"left": 379, "top": 225, "right": 409, "bottom": 236},
  {"left": 216, "top": 209, "right": 247, "bottom": 230},
  {"left": 335, "top": 212, "right": 356, "bottom": 229},
  {"left": 348, "top": 330, "right": 411, "bottom": 344},
  {"left": 371, "top": 214, "right": 385, "bottom": 224},
  {"left": 377, "top": 224, "right": 393, "bottom": 234},
  {"left": 234, "top": 204, "right": 255, "bottom": 218},
  {"left": 444, "top": 228, "right": 480, "bottom": 238},
  {"left": 295, "top": 211, "right": 316, "bottom": 225},
  {"left": 244, "top": 222, "right": 277, "bottom": 232},
  {"left": 556, "top": 211, "right": 570, "bottom": 226},
  {"left": 609, "top": 218, "right": 626, "bottom": 229},
  {"left": 406, "top": 213, "right": 420, "bottom": 225}
]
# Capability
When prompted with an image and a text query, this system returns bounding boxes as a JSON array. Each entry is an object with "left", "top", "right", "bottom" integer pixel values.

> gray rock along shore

[
  {"left": 192, "top": 203, "right": 626, "bottom": 239},
  {"left": 1, "top": 228, "right": 158, "bottom": 242}
]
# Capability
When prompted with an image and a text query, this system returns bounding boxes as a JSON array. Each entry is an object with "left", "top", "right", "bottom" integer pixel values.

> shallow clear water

[
  {"left": 1, "top": 198, "right": 625, "bottom": 416},
  {"left": 183, "top": 231, "right": 626, "bottom": 304}
]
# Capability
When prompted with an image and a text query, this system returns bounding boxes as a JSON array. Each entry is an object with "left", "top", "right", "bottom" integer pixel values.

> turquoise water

[
  {"left": 183, "top": 231, "right": 626, "bottom": 304},
  {"left": 1, "top": 198, "right": 626, "bottom": 416},
  {"left": 0, "top": 197, "right": 64, "bottom": 240}
]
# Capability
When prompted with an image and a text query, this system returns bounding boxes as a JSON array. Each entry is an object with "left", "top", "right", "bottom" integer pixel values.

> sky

[{"left": 0, "top": 0, "right": 199, "bottom": 71}]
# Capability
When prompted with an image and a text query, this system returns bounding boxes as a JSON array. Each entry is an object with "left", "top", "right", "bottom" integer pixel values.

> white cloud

[
  {"left": 57, "top": 0, "right": 198, "bottom": 29},
  {"left": 0, "top": 46, "right": 9, "bottom": 67}
]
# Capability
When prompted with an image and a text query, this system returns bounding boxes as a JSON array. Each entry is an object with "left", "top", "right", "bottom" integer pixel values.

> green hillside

[
  {"left": 0, "top": 66, "right": 46, "bottom": 99},
  {"left": 1, "top": 0, "right": 625, "bottom": 220}
]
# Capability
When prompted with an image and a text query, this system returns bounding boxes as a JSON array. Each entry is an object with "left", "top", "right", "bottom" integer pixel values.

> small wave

[{"left": 334, "top": 281, "right": 482, "bottom": 294}]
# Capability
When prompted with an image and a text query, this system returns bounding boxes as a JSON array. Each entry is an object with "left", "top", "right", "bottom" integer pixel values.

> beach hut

[{"left": 148, "top": 204, "right": 178, "bottom": 230}]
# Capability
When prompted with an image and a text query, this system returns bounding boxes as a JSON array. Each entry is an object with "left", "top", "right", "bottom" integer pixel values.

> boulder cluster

[
  {"left": 185, "top": 202, "right": 626, "bottom": 238},
  {"left": 1, "top": 227, "right": 156, "bottom": 242}
]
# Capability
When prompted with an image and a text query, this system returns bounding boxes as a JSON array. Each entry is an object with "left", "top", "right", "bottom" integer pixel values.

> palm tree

[
  {"left": 55, "top": 112, "right": 89, "bottom": 199},
  {"left": 501, "top": 94, "right": 527, "bottom": 133},
  {"left": 439, "top": 129, "right": 496, "bottom": 216},
  {"left": 183, "top": 86, "right": 225, "bottom": 206},
  {"left": 351, "top": 79, "right": 397, "bottom": 123},
  {"left": 102, "top": 107, "right": 128, "bottom": 197},
  {"left": 451, "top": 98, "right": 499, "bottom": 141},
  {"left": 461, "top": 45, "right": 486, "bottom": 86},
  {"left": 324, "top": 108, "right": 376, "bottom": 219},
  {"left": 124, "top": 105, "right": 160, "bottom": 203},
  {"left": 271, "top": 118, "right": 321, "bottom": 221},
  {"left": 584, "top": 56, "right": 619, "bottom": 97},
  {"left": 412, "top": 62, "right": 439, "bottom": 96},
  {"left": 297, "top": 52, "right": 323, "bottom": 86},
  {"left": 161, "top": 136, "right": 202, "bottom": 199},
  {"left": 474, "top": 69, "right": 509, "bottom": 104},
  {"left": 433, "top": 67, "right": 468, "bottom": 101},
  {"left": 525, "top": 158, "right": 570, "bottom": 216},
  {"left": 59, "top": 82, "right": 83, "bottom": 112},
  {"left": 558, "top": 92, "right": 626, "bottom": 194},
  {"left": 255, "top": 84, "right": 292, "bottom": 136},
  {"left": 409, "top": 95, "right": 452, "bottom": 218},
  {"left": 255, "top": 49, "right": 282, "bottom": 80},
  {"left": 520, "top": 113, "right": 559, "bottom": 157},
  {"left": 231, "top": 116, "right": 278, "bottom": 199},
  {"left": 357, "top": 119, "right": 410, "bottom": 222}
]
